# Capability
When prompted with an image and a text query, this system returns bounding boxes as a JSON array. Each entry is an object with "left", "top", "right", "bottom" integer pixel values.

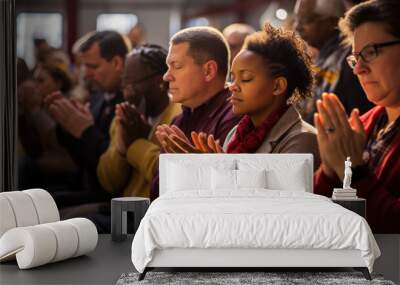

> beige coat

[{"left": 223, "top": 106, "right": 321, "bottom": 170}]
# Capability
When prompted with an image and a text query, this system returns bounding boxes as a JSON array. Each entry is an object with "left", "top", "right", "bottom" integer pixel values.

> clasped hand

[
  {"left": 114, "top": 102, "right": 151, "bottom": 156},
  {"left": 44, "top": 91, "right": 94, "bottom": 138},
  {"left": 155, "top": 124, "right": 224, "bottom": 153},
  {"left": 314, "top": 93, "right": 367, "bottom": 180}
]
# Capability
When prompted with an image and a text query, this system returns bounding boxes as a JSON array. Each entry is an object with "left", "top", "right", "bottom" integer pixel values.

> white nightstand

[{"left": 331, "top": 197, "right": 366, "bottom": 218}]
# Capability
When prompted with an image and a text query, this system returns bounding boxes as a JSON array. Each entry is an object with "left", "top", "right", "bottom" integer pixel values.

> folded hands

[
  {"left": 314, "top": 93, "right": 367, "bottom": 180},
  {"left": 155, "top": 125, "right": 224, "bottom": 153},
  {"left": 44, "top": 91, "right": 94, "bottom": 139}
]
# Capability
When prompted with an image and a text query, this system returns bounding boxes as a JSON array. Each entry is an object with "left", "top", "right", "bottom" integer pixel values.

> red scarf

[{"left": 227, "top": 106, "right": 289, "bottom": 153}]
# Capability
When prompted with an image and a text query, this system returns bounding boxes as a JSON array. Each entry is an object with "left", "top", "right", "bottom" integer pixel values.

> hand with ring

[
  {"left": 314, "top": 93, "right": 367, "bottom": 179},
  {"left": 325, "top": 127, "right": 335, "bottom": 133}
]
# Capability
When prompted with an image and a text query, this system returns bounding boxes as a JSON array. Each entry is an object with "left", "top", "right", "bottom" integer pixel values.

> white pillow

[
  {"left": 238, "top": 159, "right": 307, "bottom": 191},
  {"left": 237, "top": 169, "right": 267, "bottom": 189},
  {"left": 167, "top": 160, "right": 235, "bottom": 192},
  {"left": 211, "top": 169, "right": 267, "bottom": 190},
  {"left": 266, "top": 166, "right": 306, "bottom": 191},
  {"left": 167, "top": 163, "right": 208, "bottom": 191},
  {"left": 211, "top": 168, "right": 236, "bottom": 190}
]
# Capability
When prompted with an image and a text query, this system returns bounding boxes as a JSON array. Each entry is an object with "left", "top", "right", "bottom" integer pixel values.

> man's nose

[{"left": 163, "top": 69, "right": 173, "bottom": 82}]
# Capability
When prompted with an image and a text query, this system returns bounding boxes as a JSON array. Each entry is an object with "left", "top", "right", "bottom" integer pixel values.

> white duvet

[{"left": 131, "top": 190, "right": 380, "bottom": 273}]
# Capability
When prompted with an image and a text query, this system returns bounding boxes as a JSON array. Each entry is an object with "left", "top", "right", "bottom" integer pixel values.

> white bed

[{"left": 131, "top": 154, "right": 380, "bottom": 280}]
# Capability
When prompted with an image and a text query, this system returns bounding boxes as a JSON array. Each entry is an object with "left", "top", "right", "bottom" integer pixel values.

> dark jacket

[{"left": 56, "top": 91, "right": 124, "bottom": 193}]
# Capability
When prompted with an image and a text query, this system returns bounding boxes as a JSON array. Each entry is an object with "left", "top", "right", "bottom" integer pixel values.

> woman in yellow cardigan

[
  {"left": 60, "top": 45, "right": 179, "bottom": 233},
  {"left": 97, "top": 45, "right": 180, "bottom": 199}
]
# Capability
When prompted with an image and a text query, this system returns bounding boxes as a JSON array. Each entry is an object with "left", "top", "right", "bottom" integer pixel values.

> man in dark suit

[{"left": 45, "top": 31, "right": 128, "bottom": 208}]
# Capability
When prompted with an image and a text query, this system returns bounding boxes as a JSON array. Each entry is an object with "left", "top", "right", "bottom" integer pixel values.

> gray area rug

[{"left": 117, "top": 271, "right": 396, "bottom": 285}]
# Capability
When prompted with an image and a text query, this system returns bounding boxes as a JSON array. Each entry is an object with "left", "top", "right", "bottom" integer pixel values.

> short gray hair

[
  {"left": 171, "top": 26, "right": 230, "bottom": 80},
  {"left": 315, "top": 0, "right": 346, "bottom": 17},
  {"left": 222, "top": 23, "right": 255, "bottom": 38}
]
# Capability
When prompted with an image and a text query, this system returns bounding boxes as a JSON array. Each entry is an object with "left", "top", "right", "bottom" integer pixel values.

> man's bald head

[
  {"left": 223, "top": 23, "right": 255, "bottom": 62},
  {"left": 294, "top": 0, "right": 345, "bottom": 18}
]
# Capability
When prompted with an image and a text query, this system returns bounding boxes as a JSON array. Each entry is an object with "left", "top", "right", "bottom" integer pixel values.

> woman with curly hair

[{"left": 159, "top": 23, "right": 320, "bottom": 166}]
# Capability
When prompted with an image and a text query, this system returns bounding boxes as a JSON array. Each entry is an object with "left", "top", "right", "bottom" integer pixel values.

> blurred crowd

[{"left": 16, "top": 0, "right": 400, "bottom": 234}]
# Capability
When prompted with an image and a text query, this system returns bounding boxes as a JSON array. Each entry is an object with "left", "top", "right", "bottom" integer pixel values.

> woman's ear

[
  {"left": 203, "top": 60, "right": 218, "bottom": 82},
  {"left": 272, "top": 76, "right": 287, "bottom": 96}
]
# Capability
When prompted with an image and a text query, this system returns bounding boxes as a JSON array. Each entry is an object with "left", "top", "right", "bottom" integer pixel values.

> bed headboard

[{"left": 159, "top": 153, "right": 314, "bottom": 196}]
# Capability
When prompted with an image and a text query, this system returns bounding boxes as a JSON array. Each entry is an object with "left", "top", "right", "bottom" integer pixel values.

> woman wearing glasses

[{"left": 314, "top": 0, "right": 400, "bottom": 233}]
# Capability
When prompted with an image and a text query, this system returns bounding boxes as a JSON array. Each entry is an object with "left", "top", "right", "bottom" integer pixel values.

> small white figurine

[
  {"left": 332, "top": 157, "right": 357, "bottom": 199},
  {"left": 343, "top": 157, "right": 352, "bottom": 189}
]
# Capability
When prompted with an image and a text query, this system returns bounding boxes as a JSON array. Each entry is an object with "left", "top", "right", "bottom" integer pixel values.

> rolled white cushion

[
  {"left": 65, "top": 218, "right": 98, "bottom": 257},
  {"left": 1, "top": 191, "right": 39, "bottom": 227},
  {"left": 42, "top": 221, "right": 79, "bottom": 262},
  {"left": 0, "top": 196, "right": 17, "bottom": 238},
  {"left": 0, "top": 218, "right": 98, "bottom": 269},
  {"left": 23, "top": 189, "right": 59, "bottom": 223},
  {"left": 0, "top": 226, "right": 57, "bottom": 269}
]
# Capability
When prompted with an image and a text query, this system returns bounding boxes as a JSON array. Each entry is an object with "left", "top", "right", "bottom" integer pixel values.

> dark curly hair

[
  {"left": 243, "top": 23, "right": 314, "bottom": 104},
  {"left": 135, "top": 44, "right": 168, "bottom": 75}
]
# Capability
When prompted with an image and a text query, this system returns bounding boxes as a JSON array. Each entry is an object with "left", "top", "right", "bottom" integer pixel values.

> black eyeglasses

[{"left": 346, "top": 40, "right": 400, "bottom": 69}]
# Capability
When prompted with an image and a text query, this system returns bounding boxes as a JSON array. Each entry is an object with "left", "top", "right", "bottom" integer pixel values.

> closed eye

[{"left": 169, "top": 62, "right": 182, "bottom": 69}]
